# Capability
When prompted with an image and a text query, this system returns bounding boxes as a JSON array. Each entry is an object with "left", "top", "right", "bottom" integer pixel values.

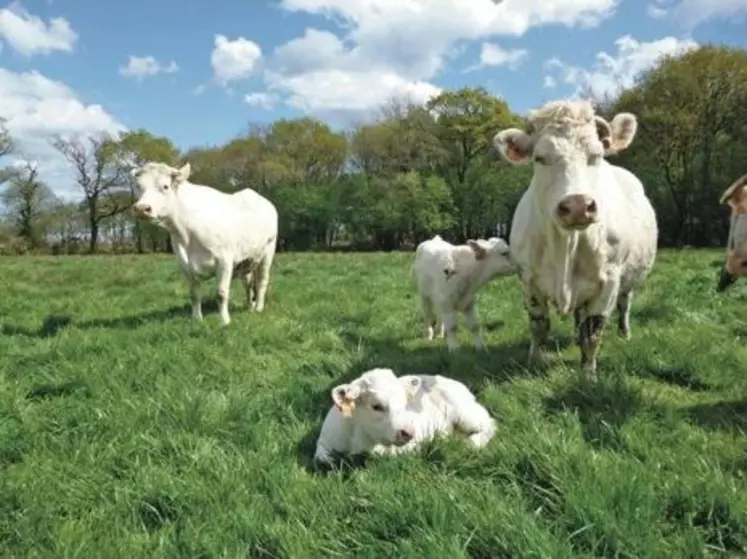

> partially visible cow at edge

[
  {"left": 716, "top": 173, "right": 747, "bottom": 292},
  {"left": 492, "top": 100, "right": 658, "bottom": 377},
  {"left": 412, "top": 235, "right": 516, "bottom": 351},
  {"left": 131, "top": 162, "right": 279, "bottom": 325}
]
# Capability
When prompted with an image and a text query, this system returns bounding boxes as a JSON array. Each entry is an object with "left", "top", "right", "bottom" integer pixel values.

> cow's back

[{"left": 178, "top": 183, "right": 278, "bottom": 260}]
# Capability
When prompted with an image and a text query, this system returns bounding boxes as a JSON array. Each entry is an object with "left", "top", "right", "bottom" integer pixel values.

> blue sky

[{"left": 0, "top": 0, "right": 745, "bottom": 196}]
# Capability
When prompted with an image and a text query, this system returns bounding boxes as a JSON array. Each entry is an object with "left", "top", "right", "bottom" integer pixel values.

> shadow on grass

[
  {"left": 25, "top": 379, "right": 92, "bottom": 401},
  {"left": 640, "top": 363, "right": 713, "bottom": 392},
  {"left": 683, "top": 400, "right": 747, "bottom": 433},
  {"left": 1, "top": 299, "right": 228, "bottom": 337},
  {"left": 544, "top": 375, "right": 645, "bottom": 451}
]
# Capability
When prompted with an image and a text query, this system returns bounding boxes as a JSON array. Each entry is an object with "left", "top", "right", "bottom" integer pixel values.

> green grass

[{"left": 1, "top": 249, "right": 746, "bottom": 558}]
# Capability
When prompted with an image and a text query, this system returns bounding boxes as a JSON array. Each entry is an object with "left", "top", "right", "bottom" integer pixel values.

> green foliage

[
  {"left": 6, "top": 44, "right": 747, "bottom": 253},
  {"left": 0, "top": 250, "right": 746, "bottom": 556}
]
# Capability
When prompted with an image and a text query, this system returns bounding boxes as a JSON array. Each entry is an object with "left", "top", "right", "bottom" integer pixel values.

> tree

[
  {"left": 1, "top": 159, "right": 58, "bottom": 248},
  {"left": 426, "top": 87, "right": 524, "bottom": 240},
  {"left": 608, "top": 45, "right": 747, "bottom": 246},
  {"left": 52, "top": 134, "right": 130, "bottom": 253}
]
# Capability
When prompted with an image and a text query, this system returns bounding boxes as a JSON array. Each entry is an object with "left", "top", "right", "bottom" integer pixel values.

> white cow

[
  {"left": 716, "top": 172, "right": 747, "bottom": 292},
  {"left": 131, "top": 162, "right": 278, "bottom": 325},
  {"left": 412, "top": 235, "right": 516, "bottom": 351},
  {"left": 314, "top": 367, "right": 496, "bottom": 464},
  {"left": 492, "top": 99, "right": 658, "bottom": 376}
]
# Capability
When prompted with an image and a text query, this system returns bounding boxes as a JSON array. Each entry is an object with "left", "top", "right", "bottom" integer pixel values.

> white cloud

[
  {"left": 542, "top": 35, "right": 698, "bottom": 99},
  {"left": 211, "top": 34, "right": 262, "bottom": 86},
  {"left": 244, "top": 92, "right": 277, "bottom": 110},
  {"left": 647, "top": 0, "right": 747, "bottom": 26},
  {"left": 0, "top": 2, "right": 77, "bottom": 56},
  {"left": 264, "top": 0, "right": 618, "bottom": 119},
  {"left": 265, "top": 68, "right": 442, "bottom": 115},
  {"left": 473, "top": 42, "right": 528, "bottom": 70},
  {"left": 543, "top": 75, "right": 557, "bottom": 89},
  {"left": 119, "top": 55, "right": 178, "bottom": 81},
  {"left": 0, "top": 68, "right": 126, "bottom": 198}
]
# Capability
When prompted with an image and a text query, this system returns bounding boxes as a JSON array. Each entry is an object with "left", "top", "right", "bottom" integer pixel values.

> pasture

[{"left": 1, "top": 249, "right": 746, "bottom": 557}]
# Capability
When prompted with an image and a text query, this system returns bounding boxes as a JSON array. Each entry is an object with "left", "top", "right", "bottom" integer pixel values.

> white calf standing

[
  {"left": 413, "top": 235, "right": 516, "bottom": 351},
  {"left": 314, "top": 368, "right": 496, "bottom": 464},
  {"left": 131, "top": 162, "right": 278, "bottom": 325}
]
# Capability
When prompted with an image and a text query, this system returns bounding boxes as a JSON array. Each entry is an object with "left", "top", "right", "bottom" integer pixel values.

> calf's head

[
  {"left": 130, "top": 162, "right": 191, "bottom": 224},
  {"left": 718, "top": 173, "right": 747, "bottom": 290},
  {"left": 492, "top": 100, "right": 637, "bottom": 233},
  {"left": 331, "top": 368, "right": 421, "bottom": 447},
  {"left": 467, "top": 237, "right": 515, "bottom": 276}
]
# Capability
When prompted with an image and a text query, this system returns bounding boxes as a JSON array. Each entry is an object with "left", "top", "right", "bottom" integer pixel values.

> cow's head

[
  {"left": 130, "top": 162, "right": 191, "bottom": 224},
  {"left": 331, "top": 368, "right": 421, "bottom": 447},
  {"left": 492, "top": 100, "right": 637, "bottom": 233},
  {"left": 717, "top": 173, "right": 747, "bottom": 291}
]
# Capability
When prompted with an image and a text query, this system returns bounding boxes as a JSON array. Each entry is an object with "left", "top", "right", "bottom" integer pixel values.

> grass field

[{"left": 1, "top": 249, "right": 746, "bottom": 557}]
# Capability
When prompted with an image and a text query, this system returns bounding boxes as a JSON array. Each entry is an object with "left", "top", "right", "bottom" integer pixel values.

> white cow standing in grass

[
  {"left": 716, "top": 173, "right": 747, "bottom": 292},
  {"left": 412, "top": 235, "right": 516, "bottom": 351},
  {"left": 492, "top": 100, "right": 658, "bottom": 376},
  {"left": 314, "top": 367, "right": 496, "bottom": 465},
  {"left": 131, "top": 162, "right": 278, "bottom": 325}
]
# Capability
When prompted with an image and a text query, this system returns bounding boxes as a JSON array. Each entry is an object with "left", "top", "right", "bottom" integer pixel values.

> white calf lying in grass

[
  {"left": 413, "top": 234, "right": 516, "bottom": 350},
  {"left": 314, "top": 367, "right": 496, "bottom": 465}
]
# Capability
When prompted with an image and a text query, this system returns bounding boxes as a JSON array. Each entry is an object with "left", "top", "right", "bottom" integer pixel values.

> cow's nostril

[
  {"left": 557, "top": 203, "right": 570, "bottom": 216},
  {"left": 396, "top": 429, "right": 413, "bottom": 442},
  {"left": 587, "top": 200, "right": 597, "bottom": 214}
]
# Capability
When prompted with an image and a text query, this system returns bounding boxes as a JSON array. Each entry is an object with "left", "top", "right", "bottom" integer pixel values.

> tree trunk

[{"left": 89, "top": 219, "right": 99, "bottom": 254}]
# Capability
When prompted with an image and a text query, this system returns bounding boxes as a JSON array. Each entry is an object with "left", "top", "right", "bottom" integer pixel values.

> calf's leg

[
  {"left": 420, "top": 295, "right": 439, "bottom": 341},
  {"left": 242, "top": 269, "right": 256, "bottom": 311},
  {"left": 442, "top": 310, "right": 460, "bottom": 351},
  {"left": 463, "top": 301, "right": 486, "bottom": 350},
  {"left": 454, "top": 403, "right": 496, "bottom": 448}
]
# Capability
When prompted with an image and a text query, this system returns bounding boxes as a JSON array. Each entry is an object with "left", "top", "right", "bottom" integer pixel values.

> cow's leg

[
  {"left": 188, "top": 275, "right": 203, "bottom": 320},
  {"left": 442, "top": 310, "right": 460, "bottom": 351},
  {"left": 464, "top": 301, "right": 486, "bottom": 351},
  {"left": 454, "top": 403, "right": 496, "bottom": 448},
  {"left": 578, "top": 275, "right": 620, "bottom": 377},
  {"left": 616, "top": 290, "right": 632, "bottom": 340},
  {"left": 573, "top": 308, "right": 582, "bottom": 338},
  {"left": 252, "top": 246, "right": 275, "bottom": 312},
  {"left": 717, "top": 266, "right": 737, "bottom": 292},
  {"left": 421, "top": 295, "right": 439, "bottom": 341},
  {"left": 242, "top": 269, "right": 256, "bottom": 311},
  {"left": 525, "top": 291, "right": 550, "bottom": 363},
  {"left": 215, "top": 258, "right": 234, "bottom": 325}
]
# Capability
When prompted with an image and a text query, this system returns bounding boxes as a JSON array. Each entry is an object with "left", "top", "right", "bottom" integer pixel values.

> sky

[{"left": 0, "top": 0, "right": 745, "bottom": 198}]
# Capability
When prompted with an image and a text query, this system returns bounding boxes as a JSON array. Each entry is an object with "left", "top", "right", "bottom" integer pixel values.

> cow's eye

[
  {"left": 371, "top": 403, "right": 386, "bottom": 412},
  {"left": 162, "top": 184, "right": 170, "bottom": 190},
  {"left": 534, "top": 155, "right": 547, "bottom": 165},
  {"left": 588, "top": 154, "right": 602, "bottom": 166}
]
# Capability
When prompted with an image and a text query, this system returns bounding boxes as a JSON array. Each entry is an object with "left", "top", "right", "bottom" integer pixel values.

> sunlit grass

[{"left": 0, "top": 248, "right": 745, "bottom": 557}]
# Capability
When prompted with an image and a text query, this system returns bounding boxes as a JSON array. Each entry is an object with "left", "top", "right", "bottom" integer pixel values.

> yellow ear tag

[{"left": 340, "top": 400, "right": 355, "bottom": 417}]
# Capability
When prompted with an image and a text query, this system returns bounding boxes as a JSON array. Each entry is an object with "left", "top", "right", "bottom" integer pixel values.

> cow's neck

[{"left": 545, "top": 226, "right": 579, "bottom": 316}]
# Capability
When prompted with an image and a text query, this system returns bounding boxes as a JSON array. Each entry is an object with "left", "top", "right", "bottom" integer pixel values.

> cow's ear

[
  {"left": 467, "top": 239, "right": 488, "bottom": 260},
  {"left": 596, "top": 113, "right": 637, "bottom": 154},
  {"left": 721, "top": 174, "right": 747, "bottom": 214},
  {"left": 493, "top": 129, "right": 532, "bottom": 165},
  {"left": 170, "top": 163, "right": 191, "bottom": 185}
]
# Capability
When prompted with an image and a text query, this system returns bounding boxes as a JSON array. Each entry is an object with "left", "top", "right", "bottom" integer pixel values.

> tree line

[{"left": 1, "top": 44, "right": 746, "bottom": 255}]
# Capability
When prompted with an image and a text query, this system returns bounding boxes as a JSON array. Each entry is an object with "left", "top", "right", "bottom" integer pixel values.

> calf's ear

[
  {"left": 399, "top": 375, "right": 422, "bottom": 404},
  {"left": 467, "top": 239, "right": 487, "bottom": 260},
  {"left": 493, "top": 129, "right": 532, "bottom": 165},
  {"left": 720, "top": 174, "right": 747, "bottom": 214},
  {"left": 331, "top": 383, "right": 359, "bottom": 417}
]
